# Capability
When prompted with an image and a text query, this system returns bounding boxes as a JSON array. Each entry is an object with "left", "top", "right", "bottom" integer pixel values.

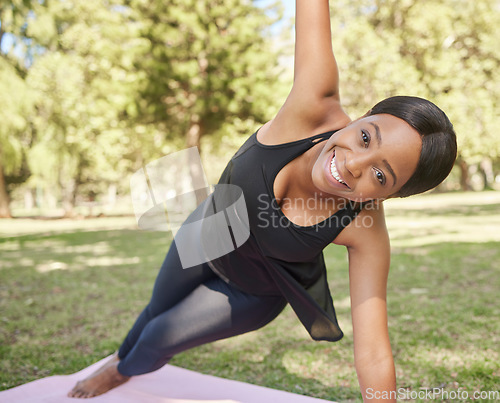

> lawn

[{"left": 1, "top": 191, "right": 499, "bottom": 402}]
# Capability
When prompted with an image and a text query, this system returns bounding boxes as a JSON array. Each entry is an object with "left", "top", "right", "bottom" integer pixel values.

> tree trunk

[
  {"left": 479, "top": 158, "right": 494, "bottom": 190},
  {"left": 60, "top": 175, "right": 76, "bottom": 218},
  {"left": 24, "top": 188, "right": 34, "bottom": 210},
  {"left": 107, "top": 184, "right": 117, "bottom": 208},
  {"left": 186, "top": 117, "right": 210, "bottom": 205},
  {"left": 186, "top": 117, "right": 202, "bottom": 150},
  {"left": 60, "top": 156, "right": 86, "bottom": 218},
  {"left": 0, "top": 160, "right": 12, "bottom": 218},
  {"left": 458, "top": 158, "right": 471, "bottom": 191}
]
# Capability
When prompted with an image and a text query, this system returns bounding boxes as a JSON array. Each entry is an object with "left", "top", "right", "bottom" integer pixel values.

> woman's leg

[
  {"left": 118, "top": 240, "right": 216, "bottom": 360},
  {"left": 69, "top": 240, "right": 217, "bottom": 398},
  {"left": 118, "top": 276, "right": 287, "bottom": 376},
  {"left": 69, "top": 239, "right": 287, "bottom": 397},
  {"left": 69, "top": 277, "right": 285, "bottom": 398}
]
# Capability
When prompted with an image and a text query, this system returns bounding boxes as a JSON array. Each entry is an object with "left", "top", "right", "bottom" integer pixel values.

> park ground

[{"left": 1, "top": 190, "right": 499, "bottom": 401}]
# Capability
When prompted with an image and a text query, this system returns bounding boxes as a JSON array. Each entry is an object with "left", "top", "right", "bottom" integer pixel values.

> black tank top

[{"left": 208, "top": 129, "right": 361, "bottom": 342}]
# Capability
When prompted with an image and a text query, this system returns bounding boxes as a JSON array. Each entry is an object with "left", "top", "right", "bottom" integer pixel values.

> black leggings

[{"left": 117, "top": 241, "right": 287, "bottom": 376}]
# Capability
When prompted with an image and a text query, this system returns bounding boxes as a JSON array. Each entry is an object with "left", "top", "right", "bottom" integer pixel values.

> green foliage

[
  {"left": 1, "top": 0, "right": 499, "bottom": 211},
  {"left": 1, "top": 0, "right": 286, "bottom": 212},
  {"left": 129, "top": 0, "right": 285, "bottom": 144},
  {"left": 23, "top": 0, "right": 146, "bottom": 208},
  {"left": 0, "top": 59, "right": 33, "bottom": 174},
  {"left": 332, "top": 0, "right": 500, "bottom": 166},
  {"left": 0, "top": 0, "right": 34, "bottom": 179}
]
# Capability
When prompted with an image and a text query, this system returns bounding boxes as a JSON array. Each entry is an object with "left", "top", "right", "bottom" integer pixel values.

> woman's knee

[{"left": 231, "top": 295, "right": 287, "bottom": 332}]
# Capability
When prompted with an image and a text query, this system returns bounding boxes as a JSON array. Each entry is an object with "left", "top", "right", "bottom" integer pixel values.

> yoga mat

[{"left": 0, "top": 356, "right": 334, "bottom": 402}]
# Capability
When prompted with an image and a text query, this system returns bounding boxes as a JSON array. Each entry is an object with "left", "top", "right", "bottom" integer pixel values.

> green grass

[{"left": 1, "top": 191, "right": 499, "bottom": 402}]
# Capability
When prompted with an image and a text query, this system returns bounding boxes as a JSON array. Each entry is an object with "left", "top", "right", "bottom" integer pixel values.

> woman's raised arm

[
  {"left": 261, "top": 0, "right": 350, "bottom": 144},
  {"left": 293, "top": 0, "right": 340, "bottom": 99}
]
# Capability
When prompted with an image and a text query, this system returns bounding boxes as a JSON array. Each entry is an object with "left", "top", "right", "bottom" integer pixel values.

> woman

[{"left": 69, "top": 0, "right": 457, "bottom": 400}]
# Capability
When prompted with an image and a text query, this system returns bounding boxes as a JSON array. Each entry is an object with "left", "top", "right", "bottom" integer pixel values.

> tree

[
  {"left": 110, "top": 0, "right": 288, "bottom": 204},
  {"left": 25, "top": 0, "right": 142, "bottom": 215},
  {"left": 2, "top": 0, "right": 289, "bottom": 215},
  {"left": 331, "top": 0, "right": 500, "bottom": 190},
  {"left": 0, "top": 0, "right": 34, "bottom": 218},
  {"left": 129, "top": 0, "right": 285, "bottom": 150}
]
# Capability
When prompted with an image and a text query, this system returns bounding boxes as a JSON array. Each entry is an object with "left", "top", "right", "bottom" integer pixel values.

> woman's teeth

[{"left": 330, "top": 156, "right": 346, "bottom": 185}]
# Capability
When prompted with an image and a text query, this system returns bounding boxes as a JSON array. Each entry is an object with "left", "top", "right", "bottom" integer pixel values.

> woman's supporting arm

[{"left": 335, "top": 205, "right": 397, "bottom": 402}]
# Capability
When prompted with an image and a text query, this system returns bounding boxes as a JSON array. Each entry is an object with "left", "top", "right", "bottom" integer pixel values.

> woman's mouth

[{"left": 329, "top": 152, "right": 349, "bottom": 187}]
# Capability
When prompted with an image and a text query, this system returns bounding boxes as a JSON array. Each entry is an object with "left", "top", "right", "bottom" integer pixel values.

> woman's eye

[
  {"left": 375, "top": 169, "right": 386, "bottom": 185},
  {"left": 361, "top": 130, "right": 370, "bottom": 147}
]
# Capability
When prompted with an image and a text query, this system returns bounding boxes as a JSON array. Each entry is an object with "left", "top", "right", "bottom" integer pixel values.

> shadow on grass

[
  {"left": 0, "top": 228, "right": 170, "bottom": 271},
  {"left": 0, "top": 227, "right": 170, "bottom": 389},
  {"left": 169, "top": 328, "right": 360, "bottom": 402},
  {"left": 0, "top": 227, "right": 357, "bottom": 400},
  {"left": 387, "top": 202, "right": 500, "bottom": 218},
  {"left": 1, "top": 223, "right": 499, "bottom": 400}
]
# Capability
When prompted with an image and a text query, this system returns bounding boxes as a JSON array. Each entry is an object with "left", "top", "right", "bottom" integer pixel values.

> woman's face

[{"left": 312, "top": 114, "right": 422, "bottom": 202}]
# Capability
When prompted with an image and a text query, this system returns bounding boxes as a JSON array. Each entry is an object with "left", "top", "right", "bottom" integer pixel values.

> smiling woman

[
  {"left": 68, "top": 0, "right": 457, "bottom": 401},
  {"left": 310, "top": 113, "right": 423, "bottom": 202}
]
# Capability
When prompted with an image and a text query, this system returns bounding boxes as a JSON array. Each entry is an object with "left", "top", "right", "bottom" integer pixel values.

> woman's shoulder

[
  {"left": 257, "top": 98, "right": 352, "bottom": 146},
  {"left": 333, "top": 201, "right": 389, "bottom": 249}
]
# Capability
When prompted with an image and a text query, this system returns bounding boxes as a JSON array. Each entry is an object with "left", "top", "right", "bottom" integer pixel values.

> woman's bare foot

[{"left": 67, "top": 354, "right": 130, "bottom": 398}]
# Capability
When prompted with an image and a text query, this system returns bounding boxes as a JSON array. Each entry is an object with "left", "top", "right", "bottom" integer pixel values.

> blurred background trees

[
  {"left": 0, "top": 0, "right": 498, "bottom": 218},
  {"left": 332, "top": 0, "right": 500, "bottom": 192}
]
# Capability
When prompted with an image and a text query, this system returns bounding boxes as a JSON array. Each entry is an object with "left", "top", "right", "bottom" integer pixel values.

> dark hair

[{"left": 368, "top": 96, "right": 457, "bottom": 198}]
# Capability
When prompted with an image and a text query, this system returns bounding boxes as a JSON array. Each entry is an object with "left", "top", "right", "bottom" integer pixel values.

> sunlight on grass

[
  {"left": 385, "top": 191, "right": 500, "bottom": 247},
  {"left": 35, "top": 261, "right": 69, "bottom": 273},
  {"left": 282, "top": 349, "right": 356, "bottom": 389},
  {"left": 1, "top": 191, "right": 499, "bottom": 400},
  {"left": 387, "top": 215, "right": 500, "bottom": 246},
  {"left": 385, "top": 190, "right": 500, "bottom": 209},
  {"left": 35, "top": 256, "right": 142, "bottom": 273},
  {"left": 412, "top": 346, "right": 499, "bottom": 370},
  {"left": 0, "top": 216, "right": 138, "bottom": 237}
]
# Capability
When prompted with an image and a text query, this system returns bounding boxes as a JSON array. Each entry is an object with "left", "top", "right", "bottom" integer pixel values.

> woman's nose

[{"left": 345, "top": 152, "right": 369, "bottom": 178}]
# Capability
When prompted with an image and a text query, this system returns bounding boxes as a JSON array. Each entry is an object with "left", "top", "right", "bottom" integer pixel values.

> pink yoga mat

[{"left": 0, "top": 356, "right": 333, "bottom": 402}]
